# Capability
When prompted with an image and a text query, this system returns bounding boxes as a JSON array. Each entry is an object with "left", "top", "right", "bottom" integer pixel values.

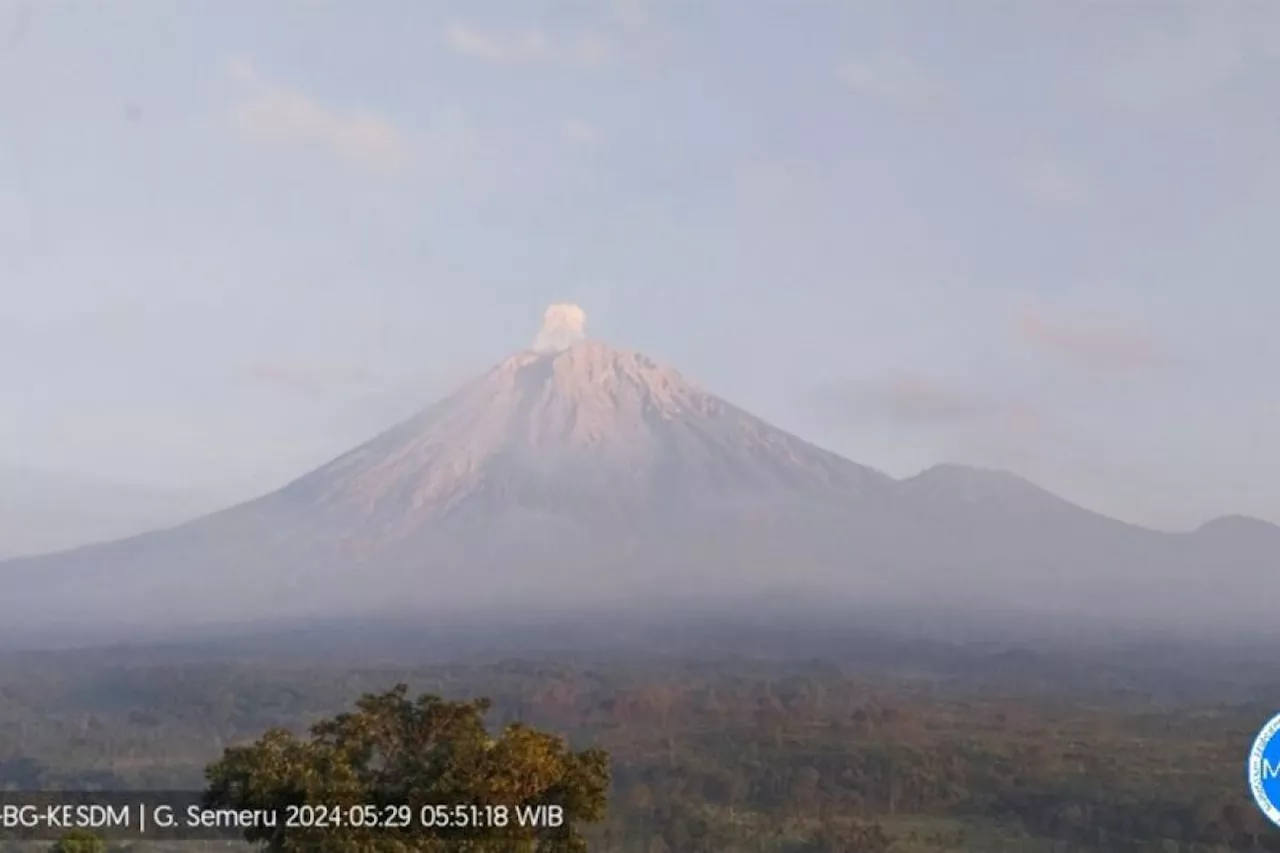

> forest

[{"left": 1, "top": 620, "right": 1278, "bottom": 852}]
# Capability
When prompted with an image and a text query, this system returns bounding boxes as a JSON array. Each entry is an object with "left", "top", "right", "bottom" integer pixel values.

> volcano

[{"left": 1, "top": 308, "right": 1276, "bottom": 638}]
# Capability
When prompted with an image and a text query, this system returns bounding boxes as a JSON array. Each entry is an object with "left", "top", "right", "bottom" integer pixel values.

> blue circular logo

[{"left": 1250, "top": 712, "right": 1280, "bottom": 827}]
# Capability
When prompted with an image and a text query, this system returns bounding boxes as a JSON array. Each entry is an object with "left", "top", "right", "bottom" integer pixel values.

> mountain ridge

[{"left": 0, "top": 338, "right": 1274, "bottom": 639}]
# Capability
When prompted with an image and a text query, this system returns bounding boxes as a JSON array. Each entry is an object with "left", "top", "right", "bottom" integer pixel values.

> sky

[{"left": 1, "top": 0, "right": 1278, "bottom": 532}]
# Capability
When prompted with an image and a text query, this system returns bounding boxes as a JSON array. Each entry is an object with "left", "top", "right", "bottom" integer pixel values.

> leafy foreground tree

[
  {"left": 47, "top": 830, "right": 106, "bottom": 853},
  {"left": 204, "top": 684, "right": 609, "bottom": 853}
]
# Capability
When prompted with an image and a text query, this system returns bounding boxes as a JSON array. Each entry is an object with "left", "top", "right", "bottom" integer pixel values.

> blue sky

[{"left": 2, "top": 0, "right": 1278, "bottom": 530}]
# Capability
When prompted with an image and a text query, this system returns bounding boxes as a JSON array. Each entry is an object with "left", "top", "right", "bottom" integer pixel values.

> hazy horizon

[{"left": 3, "top": 0, "right": 1279, "bottom": 535}]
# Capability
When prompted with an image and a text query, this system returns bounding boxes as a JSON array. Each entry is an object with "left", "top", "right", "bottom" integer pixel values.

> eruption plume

[{"left": 532, "top": 303, "right": 587, "bottom": 353}]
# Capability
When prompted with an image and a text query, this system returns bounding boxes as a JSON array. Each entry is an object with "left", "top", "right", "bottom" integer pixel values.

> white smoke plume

[{"left": 532, "top": 303, "right": 587, "bottom": 352}]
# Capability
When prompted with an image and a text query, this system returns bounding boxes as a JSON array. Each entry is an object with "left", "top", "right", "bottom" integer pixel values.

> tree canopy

[
  {"left": 203, "top": 683, "right": 609, "bottom": 852},
  {"left": 47, "top": 830, "right": 105, "bottom": 853}
]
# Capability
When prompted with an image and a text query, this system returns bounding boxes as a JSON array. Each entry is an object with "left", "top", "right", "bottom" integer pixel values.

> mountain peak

[
  {"left": 903, "top": 463, "right": 1043, "bottom": 494},
  {"left": 1196, "top": 514, "right": 1280, "bottom": 537},
  {"left": 898, "top": 463, "right": 1084, "bottom": 515},
  {"left": 266, "top": 331, "right": 887, "bottom": 544},
  {"left": 911, "top": 462, "right": 1026, "bottom": 481},
  {"left": 510, "top": 303, "right": 692, "bottom": 404},
  {"left": 497, "top": 339, "right": 695, "bottom": 417}
]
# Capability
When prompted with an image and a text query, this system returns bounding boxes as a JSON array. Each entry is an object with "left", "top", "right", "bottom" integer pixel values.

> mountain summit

[
  {"left": 0, "top": 306, "right": 1274, "bottom": 639},
  {"left": 282, "top": 339, "right": 889, "bottom": 531}
]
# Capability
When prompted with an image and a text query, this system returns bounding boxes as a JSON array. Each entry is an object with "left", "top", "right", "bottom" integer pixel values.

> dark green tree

[
  {"left": 48, "top": 830, "right": 105, "bottom": 853},
  {"left": 203, "top": 684, "right": 609, "bottom": 852}
]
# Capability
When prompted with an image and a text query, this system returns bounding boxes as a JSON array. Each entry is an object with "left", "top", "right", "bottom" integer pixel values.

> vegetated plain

[{"left": 1, "top": 616, "right": 1277, "bottom": 853}]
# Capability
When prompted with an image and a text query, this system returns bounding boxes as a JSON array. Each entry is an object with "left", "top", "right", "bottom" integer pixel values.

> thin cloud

[
  {"left": 838, "top": 53, "right": 942, "bottom": 108},
  {"left": 1012, "top": 155, "right": 1095, "bottom": 211},
  {"left": 241, "top": 361, "right": 373, "bottom": 396},
  {"left": 445, "top": 22, "right": 613, "bottom": 67},
  {"left": 1016, "top": 310, "right": 1168, "bottom": 376},
  {"left": 225, "top": 57, "right": 410, "bottom": 172},
  {"left": 561, "top": 118, "right": 600, "bottom": 147},
  {"left": 573, "top": 33, "right": 615, "bottom": 66},
  {"left": 1101, "top": 2, "right": 1280, "bottom": 108},
  {"left": 445, "top": 23, "right": 554, "bottom": 65},
  {"left": 5, "top": 0, "right": 33, "bottom": 49},
  {"left": 832, "top": 374, "right": 1029, "bottom": 425},
  {"left": 610, "top": 0, "right": 653, "bottom": 30}
]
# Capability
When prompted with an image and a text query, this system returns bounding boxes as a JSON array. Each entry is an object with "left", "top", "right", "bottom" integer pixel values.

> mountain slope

[
  {"left": 0, "top": 342, "right": 894, "bottom": 632},
  {"left": 0, "top": 340, "right": 1273, "bottom": 640},
  {"left": 279, "top": 342, "right": 892, "bottom": 528}
]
